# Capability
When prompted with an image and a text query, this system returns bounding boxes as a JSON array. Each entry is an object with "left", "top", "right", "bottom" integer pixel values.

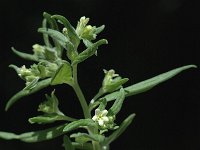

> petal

[
  {"left": 102, "top": 116, "right": 109, "bottom": 122},
  {"left": 102, "top": 110, "right": 108, "bottom": 116},
  {"left": 98, "top": 119, "right": 104, "bottom": 126},
  {"left": 92, "top": 115, "right": 97, "bottom": 121},
  {"left": 95, "top": 109, "right": 101, "bottom": 115}
]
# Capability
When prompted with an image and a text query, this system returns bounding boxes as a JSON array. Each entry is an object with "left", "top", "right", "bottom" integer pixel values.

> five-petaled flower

[{"left": 92, "top": 109, "right": 109, "bottom": 127}]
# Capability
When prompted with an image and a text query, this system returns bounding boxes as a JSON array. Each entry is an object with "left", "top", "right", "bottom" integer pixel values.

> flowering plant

[{"left": 0, "top": 12, "right": 196, "bottom": 150}]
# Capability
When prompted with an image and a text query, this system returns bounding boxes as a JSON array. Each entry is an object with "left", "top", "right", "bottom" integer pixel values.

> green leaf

[
  {"left": 63, "top": 135, "right": 75, "bottom": 150},
  {"left": 95, "top": 25, "right": 105, "bottom": 34},
  {"left": 38, "top": 28, "right": 74, "bottom": 51},
  {"left": 72, "top": 39, "right": 108, "bottom": 65},
  {"left": 104, "top": 113, "right": 136, "bottom": 145},
  {"left": 70, "top": 132, "right": 104, "bottom": 144},
  {"left": 23, "top": 77, "right": 39, "bottom": 90},
  {"left": 12, "top": 47, "right": 38, "bottom": 61},
  {"left": 0, "top": 123, "right": 68, "bottom": 143},
  {"left": 44, "top": 47, "right": 58, "bottom": 61},
  {"left": 52, "top": 15, "right": 80, "bottom": 49},
  {"left": 83, "top": 39, "right": 93, "bottom": 48},
  {"left": 43, "top": 12, "right": 59, "bottom": 30},
  {"left": 108, "top": 88, "right": 125, "bottom": 116},
  {"left": 98, "top": 98, "right": 107, "bottom": 111},
  {"left": 42, "top": 18, "right": 52, "bottom": 47},
  {"left": 103, "top": 65, "right": 197, "bottom": 102},
  {"left": 9, "top": 64, "right": 20, "bottom": 74},
  {"left": 5, "top": 78, "right": 51, "bottom": 111},
  {"left": 51, "top": 62, "right": 73, "bottom": 85},
  {"left": 43, "top": 12, "right": 63, "bottom": 57},
  {"left": 63, "top": 119, "right": 96, "bottom": 132},
  {"left": 28, "top": 114, "right": 70, "bottom": 124}
]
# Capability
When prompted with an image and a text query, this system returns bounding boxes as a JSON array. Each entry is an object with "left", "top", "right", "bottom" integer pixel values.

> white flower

[{"left": 92, "top": 109, "right": 109, "bottom": 127}]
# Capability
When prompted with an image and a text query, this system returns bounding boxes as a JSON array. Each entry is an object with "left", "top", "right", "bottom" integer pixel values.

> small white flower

[{"left": 92, "top": 109, "right": 109, "bottom": 127}]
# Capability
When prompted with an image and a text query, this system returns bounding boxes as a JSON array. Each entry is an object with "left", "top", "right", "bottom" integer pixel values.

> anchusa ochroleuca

[{"left": 0, "top": 12, "right": 196, "bottom": 150}]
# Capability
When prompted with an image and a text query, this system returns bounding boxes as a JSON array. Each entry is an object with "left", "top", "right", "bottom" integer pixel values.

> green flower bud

[
  {"left": 33, "top": 44, "right": 45, "bottom": 58},
  {"left": 102, "top": 69, "right": 128, "bottom": 93},
  {"left": 76, "top": 16, "right": 105, "bottom": 42},
  {"left": 45, "top": 62, "right": 59, "bottom": 76},
  {"left": 76, "top": 16, "right": 89, "bottom": 35},
  {"left": 81, "top": 25, "right": 97, "bottom": 41},
  {"left": 18, "top": 65, "right": 32, "bottom": 78}
]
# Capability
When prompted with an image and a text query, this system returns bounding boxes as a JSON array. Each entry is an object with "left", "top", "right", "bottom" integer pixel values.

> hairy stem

[
  {"left": 72, "top": 65, "right": 104, "bottom": 150},
  {"left": 93, "top": 141, "right": 101, "bottom": 150},
  {"left": 72, "top": 64, "right": 91, "bottom": 118},
  {"left": 90, "top": 88, "right": 104, "bottom": 104}
]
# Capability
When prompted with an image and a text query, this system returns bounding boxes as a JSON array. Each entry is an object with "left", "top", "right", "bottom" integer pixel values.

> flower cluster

[{"left": 92, "top": 108, "right": 116, "bottom": 132}]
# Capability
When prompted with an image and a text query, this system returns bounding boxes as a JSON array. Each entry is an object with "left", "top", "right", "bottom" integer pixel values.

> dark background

[{"left": 0, "top": 0, "right": 200, "bottom": 150}]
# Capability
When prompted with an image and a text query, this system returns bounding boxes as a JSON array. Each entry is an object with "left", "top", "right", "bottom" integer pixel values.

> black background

[{"left": 0, "top": 0, "right": 200, "bottom": 150}]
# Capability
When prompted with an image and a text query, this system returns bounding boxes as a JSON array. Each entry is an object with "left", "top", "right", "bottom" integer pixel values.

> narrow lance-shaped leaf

[
  {"left": 98, "top": 98, "right": 107, "bottom": 111},
  {"left": 95, "top": 25, "right": 105, "bottom": 34},
  {"left": 0, "top": 123, "right": 68, "bottom": 143},
  {"left": 63, "top": 135, "right": 75, "bottom": 150},
  {"left": 51, "top": 62, "right": 73, "bottom": 85},
  {"left": 63, "top": 119, "right": 96, "bottom": 132},
  {"left": 43, "top": 12, "right": 63, "bottom": 57},
  {"left": 52, "top": 15, "right": 80, "bottom": 49},
  {"left": 9, "top": 64, "right": 20, "bottom": 74},
  {"left": 12, "top": 47, "right": 38, "bottom": 62},
  {"left": 23, "top": 77, "right": 39, "bottom": 91},
  {"left": 43, "top": 12, "right": 59, "bottom": 30},
  {"left": 5, "top": 78, "right": 52, "bottom": 111},
  {"left": 103, "top": 65, "right": 197, "bottom": 102},
  {"left": 72, "top": 39, "right": 108, "bottom": 65},
  {"left": 42, "top": 19, "right": 52, "bottom": 47},
  {"left": 108, "top": 88, "right": 125, "bottom": 116},
  {"left": 38, "top": 28, "right": 74, "bottom": 51},
  {"left": 103, "top": 113, "right": 136, "bottom": 145},
  {"left": 28, "top": 114, "right": 76, "bottom": 124}
]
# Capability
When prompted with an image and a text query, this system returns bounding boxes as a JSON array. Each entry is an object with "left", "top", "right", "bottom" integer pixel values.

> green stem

[
  {"left": 72, "top": 64, "right": 91, "bottom": 119},
  {"left": 93, "top": 141, "right": 101, "bottom": 150},
  {"left": 72, "top": 65, "right": 106, "bottom": 150},
  {"left": 89, "top": 126, "right": 102, "bottom": 150},
  {"left": 92, "top": 141, "right": 109, "bottom": 150},
  {"left": 90, "top": 88, "right": 104, "bottom": 104}
]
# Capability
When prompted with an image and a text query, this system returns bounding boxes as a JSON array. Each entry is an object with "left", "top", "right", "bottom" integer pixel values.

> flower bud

[
  {"left": 18, "top": 65, "right": 32, "bottom": 77},
  {"left": 33, "top": 44, "right": 45, "bottom": 58}
]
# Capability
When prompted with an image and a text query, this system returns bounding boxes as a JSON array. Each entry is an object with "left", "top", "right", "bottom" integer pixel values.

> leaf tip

[
  {"left": 191, "top": 64, "right": 198, "bottom": 68},
  {"left": 11, "top": 47, "right": 19, "bottom": 54},
  {"left": 5, "top": 104, "right": 10, "bottom": 112},
  {"left": 63, "top": 127, "right": 68, "bottom": 132},
  {"left": 125, "top": 113, "right": 136, "bottom": 123},
  {"left": 130, "top": 113, "right": 136, "bottom": 119},
  {"left": 11, "top": 46, "right": 15, "bottom": 51},
  {"left": 43, "top": 12, "right": 50, "bottom": 17},
  {"left": 103, "top": 39, "right": 108, "bottom": 44}
]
